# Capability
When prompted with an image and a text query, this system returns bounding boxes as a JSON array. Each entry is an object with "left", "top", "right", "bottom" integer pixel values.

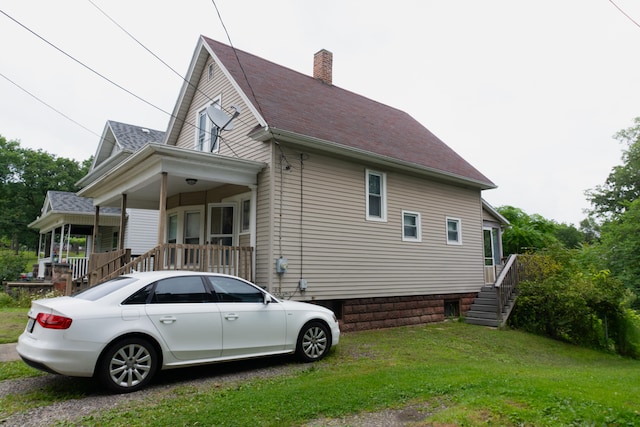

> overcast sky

[{"left": 2, "top": 0, "right": 639, "bottom": 226}]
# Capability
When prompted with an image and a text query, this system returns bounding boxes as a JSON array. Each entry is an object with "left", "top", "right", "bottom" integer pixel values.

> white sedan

[{"left": 17, "top": 271, "right": 340, "bottom": 393}]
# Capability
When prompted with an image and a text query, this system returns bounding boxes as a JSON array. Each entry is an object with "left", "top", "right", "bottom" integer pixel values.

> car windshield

[{"left": 73, "top": 277, "right": 140, "bottom": 301}]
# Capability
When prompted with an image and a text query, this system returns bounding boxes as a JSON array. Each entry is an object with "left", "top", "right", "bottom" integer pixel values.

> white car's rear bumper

[{"left": 17, "top": 333, "right": 100, "bottom": 377}]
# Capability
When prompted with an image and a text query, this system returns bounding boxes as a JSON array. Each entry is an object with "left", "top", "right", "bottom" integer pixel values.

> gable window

[
  {"left": 366, "top": 170, "right": 386, "bottom": 221},
  {"left": 446, "top": 217, "right": 462, "bottom": 245},
  {"left": 207, "top": 63, "right": 215, "bottom": 80},
  {"left": 402, "top": 211, "right": 421, "bottom": 242},
  {"left": 195, "top": 98, "right": 221, "bottom": 153}
]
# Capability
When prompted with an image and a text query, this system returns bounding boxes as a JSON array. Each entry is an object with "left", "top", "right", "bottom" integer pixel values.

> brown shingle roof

[{"left": 204, "top": 36, "right": 494, "bottom": 188}]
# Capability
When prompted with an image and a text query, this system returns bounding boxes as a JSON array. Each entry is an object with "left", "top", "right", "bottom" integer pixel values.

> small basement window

[{"left": 444, "top": 300, "right": 460, "bottom": 318}]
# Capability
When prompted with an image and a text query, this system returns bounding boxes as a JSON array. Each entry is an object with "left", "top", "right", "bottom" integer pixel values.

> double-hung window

[
  {"left": 195, "top": 98, "right": 221, "bottom": 153},
  {"left": 402, "top": 211, "right": 421, "bottom": 242},
  {"left": 366, "top": 170, "right": 386, "bottom": 221},
  {"left": 446, "top": 217, "right": 462, "bottom": 245}
]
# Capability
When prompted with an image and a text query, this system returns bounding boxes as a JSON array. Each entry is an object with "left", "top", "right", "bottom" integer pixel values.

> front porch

[{"left": 71, "top": 243, "right": 254, "bottom": 293}]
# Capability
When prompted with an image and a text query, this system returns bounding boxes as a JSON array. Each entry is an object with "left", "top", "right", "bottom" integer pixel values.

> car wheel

[
  {"left": 98, "top": 337, "right": 158, "bottom": 393},
  {"left": 296, "top": 321, "right": 331, "bottom": 362}
]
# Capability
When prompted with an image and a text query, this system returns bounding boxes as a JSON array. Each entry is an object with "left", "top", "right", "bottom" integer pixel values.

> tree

[
  {"left": 598, "top": 198, "right": 640, "bottom": 300},
  {"left": 586, "top": 117, "right": 640, "bottom": 219},
  {"left": 497, "top": 206, "right": 558, "bottom": 254},
  {"left": 554, "top": 222, "right": 584, "bottom": 249},
  {"left": 0, "top": 135, "right": 91, "bottom": 251}
]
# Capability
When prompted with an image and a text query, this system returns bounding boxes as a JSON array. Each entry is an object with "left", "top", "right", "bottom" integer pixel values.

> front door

[{"left": 483, "top": 228, "right": 496, "bottom": 284}]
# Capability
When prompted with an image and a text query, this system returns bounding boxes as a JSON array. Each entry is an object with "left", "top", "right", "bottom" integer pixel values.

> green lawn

[
  {"left": 1, "top": 319, "right": 638, "bottom": 426},
  {"left": 0, "top": 307, "right": 28, "bottom": 344}
]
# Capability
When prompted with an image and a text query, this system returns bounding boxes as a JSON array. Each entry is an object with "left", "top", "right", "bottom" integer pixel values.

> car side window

[
  {"left": 122, "top": 284, "right": 154, "bottom": 305},
  {"left": 151, "top": 276, "right": 214, "bottom": 303},
  {"left": 206, "top": 276, "right": 264, "bottom": 303}
]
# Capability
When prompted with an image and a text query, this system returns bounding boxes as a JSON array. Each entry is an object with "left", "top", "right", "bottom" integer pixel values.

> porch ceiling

[{"left": 77, "top": 145, "right": 266, "bottom": 209}]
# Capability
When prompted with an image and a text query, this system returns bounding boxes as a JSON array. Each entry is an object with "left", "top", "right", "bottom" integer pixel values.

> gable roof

[
  {"left": 45, "top": 191, "right": 121, "bottom": 215},
  {"left": 80, "top": 121, "right": 165, "bottom": 188},
  {"left": 197, "top": 36, "right": 494, "bottom": 189},
  {"left": 92, "top": 121, "right": 165, "bottom": 170}
]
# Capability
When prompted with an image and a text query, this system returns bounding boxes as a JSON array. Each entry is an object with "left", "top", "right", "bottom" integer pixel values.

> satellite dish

[
  {"left": 205, "top": 104, "right": 242, "bottom": 132},
  {"left": 206, "top": 105, "right": 234, "bottom": 131}
]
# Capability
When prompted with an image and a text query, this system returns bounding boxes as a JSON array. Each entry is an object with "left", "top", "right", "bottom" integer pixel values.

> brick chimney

[{"left": 313, "top": 49, "right": 333, "bottom": 85}]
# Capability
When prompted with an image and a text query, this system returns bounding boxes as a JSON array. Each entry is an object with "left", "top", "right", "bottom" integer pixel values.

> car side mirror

[{"left": 263, "top": 294, "right": 272, "bottom": 305}]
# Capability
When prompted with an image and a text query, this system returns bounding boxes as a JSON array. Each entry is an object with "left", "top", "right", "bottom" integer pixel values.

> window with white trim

[
  {"left": 195, "top": 97, "right": 221, "bottom": 153},
  {"left": 446, "top": 217, "right": 462, "bottom": 245},
  {"left": 402, "top": 211, "right": 421, "bottom": 242},
  {"left": 366, "top": 170, "right": 386, "bottom": 221}
]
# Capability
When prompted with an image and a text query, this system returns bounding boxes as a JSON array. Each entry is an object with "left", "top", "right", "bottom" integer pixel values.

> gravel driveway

[{"left": 1, "top": 357, "right": 435, "bottom": 426}]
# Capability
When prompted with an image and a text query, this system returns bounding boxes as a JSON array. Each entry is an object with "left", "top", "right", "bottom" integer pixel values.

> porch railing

[{"left": 73, "top": 244, "right": 253, "bottom": 293}]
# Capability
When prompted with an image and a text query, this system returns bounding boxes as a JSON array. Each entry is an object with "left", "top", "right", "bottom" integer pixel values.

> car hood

[{"left": 278, "top": 299, "right": 334, "bottom": 315}]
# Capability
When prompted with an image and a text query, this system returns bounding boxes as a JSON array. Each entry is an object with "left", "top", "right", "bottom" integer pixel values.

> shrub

[
  {"left": 510, "top": 245, "right": 635, "bottom": 356},
  {"left": 0, "top": 292, "right": 16, "bottom": 308},
  {"left": 0, "top": 251, "right": 28, "bottom": 282}
]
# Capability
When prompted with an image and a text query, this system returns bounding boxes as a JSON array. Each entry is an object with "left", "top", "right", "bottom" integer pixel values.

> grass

[
  {"left": 0, "top": 307, "right": 28, "bottom": 344},
  {"left": 1, "top": 319, "right": 638, "bottom": 426}
]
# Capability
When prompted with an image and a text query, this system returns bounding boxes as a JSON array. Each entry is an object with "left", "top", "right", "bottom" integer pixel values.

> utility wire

[
  {"left": 1, "top": 8, "right": 238, "bottom": 157},
  {"left": 85, "top": 0, "right": 248, "bottom": 154},
  {"left": 608, "top": 0, "right": 640, "bottom": 29},
  {"left": 210, "top": 0, "right": 268, "bottom": 124},
  {"left": 86, "top": 0, "right": 248, "bottom": 125},
  {"left": 0, "top": 71, "right": 102, "bottom": 139},
  {"left": 0, "top": 9, "right": 173, "bottom": 118}
]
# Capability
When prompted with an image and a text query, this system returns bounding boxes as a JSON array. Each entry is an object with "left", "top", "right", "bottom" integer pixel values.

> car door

[
  {"left": 205, "top": 276, "right": 287, "bottom": 357},
  {"left": 145, "top": 275, "right": 223, "bottom": 360}
]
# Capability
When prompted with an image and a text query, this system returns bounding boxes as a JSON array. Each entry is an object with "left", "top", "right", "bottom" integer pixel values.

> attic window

[{"left": 208, "top": 63, "right": 215, "bottom": 80}]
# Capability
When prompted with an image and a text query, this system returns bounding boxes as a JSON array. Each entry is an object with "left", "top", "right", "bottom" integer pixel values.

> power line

[
  {"left": 0, "top": 9, "right": 173, "bottom": 118},
  {"left": 608, "top": 0, "right": 640, "bottom": 29},
  {"left": 0, "top": 71, "right": 102, "bottom": 140},
  {"left": 86, "top": 0, "right": 255, "bottom": 131},
  {"left": 210, "top": 0, "right": 268, "bottom": 124}
]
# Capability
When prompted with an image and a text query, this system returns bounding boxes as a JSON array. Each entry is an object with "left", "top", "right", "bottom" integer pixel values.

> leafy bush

[
  {"left": 0, "top": 251, "right": 27, "bottom": 282},
  {"left": 510, "top": 245, "right": 637, "bottom": 356},
  {"left": 0, "top": 292, "right": 15, "bottom": 308}
]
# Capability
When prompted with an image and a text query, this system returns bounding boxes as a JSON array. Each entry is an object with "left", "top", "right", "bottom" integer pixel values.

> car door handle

[
  {"left": 224, "top": 313, "right": 239, "bottom": 321},
  {"left": 159, "top": 316, "right": 177, "bottom": 324}
]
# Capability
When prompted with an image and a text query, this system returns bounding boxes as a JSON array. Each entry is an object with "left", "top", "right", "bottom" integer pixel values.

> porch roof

[
  {"left": 29, "top": 191, "right": 121, "bottom": 233},
  {"left": 77, "top": 144, "right": 266, "bottom": 209}
]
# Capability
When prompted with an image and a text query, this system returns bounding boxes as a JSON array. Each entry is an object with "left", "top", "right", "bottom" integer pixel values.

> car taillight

[{"left": 36, "top": 313, "right": 72, "bottom": 330}]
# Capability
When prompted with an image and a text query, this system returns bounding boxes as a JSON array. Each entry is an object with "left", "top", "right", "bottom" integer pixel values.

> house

[
  {"left": 71, "top": 36, "right": 508, "bottom": 331},
  {"left": 29, "top": 121, "right": 164, "bottom": 280}
]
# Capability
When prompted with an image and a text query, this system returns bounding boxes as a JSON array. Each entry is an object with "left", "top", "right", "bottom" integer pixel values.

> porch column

[
  {"left": 51, "top": 227, "right": 58, "bottom": 263},
  {"left": 249, "top": 185, "right": 257, "bottom": 279},
  {"left": 119, "top": 194, "right": 127, "bottom": 250},
  {"left": 157, "top": 172, "right": 167, "bottom": 245},
  {"left": 92, "top": 206, "right": 100, "bottom": 254}
]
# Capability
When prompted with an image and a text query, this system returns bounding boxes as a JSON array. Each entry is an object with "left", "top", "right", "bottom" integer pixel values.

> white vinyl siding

[
  {"left": 123, "top": 209, "right": 159, "bottom": 256},
  {"left": 174, "top": 56, "right": 270, "bottom": 163},
  {"left": 262, "top": 149, "right": 485, "bottom": 300}
]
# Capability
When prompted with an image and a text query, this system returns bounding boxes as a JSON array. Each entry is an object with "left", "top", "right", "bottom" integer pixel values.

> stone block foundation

[{"left": 339, "top": 293, "right": 478, "bottom": 332}]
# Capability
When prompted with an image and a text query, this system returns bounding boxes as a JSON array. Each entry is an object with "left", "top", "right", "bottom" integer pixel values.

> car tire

[
  {"left": 296, "top": 321, "right": 331, "bottom": 362},
  {"left": 98, "top": 337, "right": 158, "bottom": 393}
]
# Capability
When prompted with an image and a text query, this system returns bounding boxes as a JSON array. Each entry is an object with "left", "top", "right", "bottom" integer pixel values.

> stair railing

[{"left": 494, "top": 254, "right": 519, "bottom": 326}]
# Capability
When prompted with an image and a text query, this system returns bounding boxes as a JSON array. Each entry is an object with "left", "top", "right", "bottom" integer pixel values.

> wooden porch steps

[{"left": 465, "top": 286, "right": 517, "bottom": 328}]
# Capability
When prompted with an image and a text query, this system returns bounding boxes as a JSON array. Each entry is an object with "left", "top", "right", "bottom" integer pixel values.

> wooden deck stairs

[{"left": 465, "top": 254, "right": 520, "bottom": 328}]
